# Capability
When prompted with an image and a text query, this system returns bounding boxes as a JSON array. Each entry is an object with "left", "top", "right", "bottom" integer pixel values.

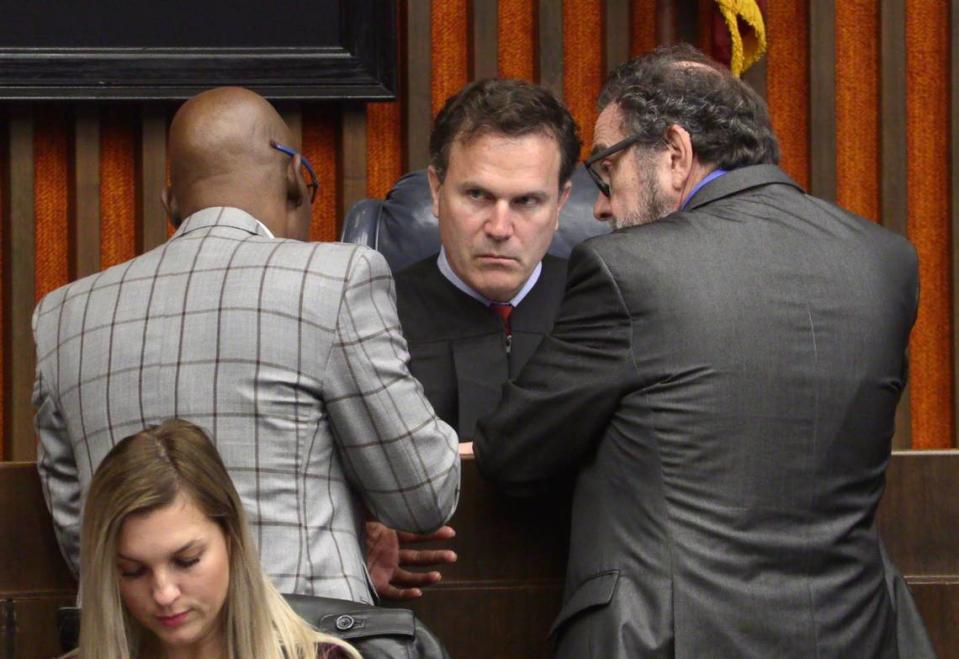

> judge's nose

[{"left": 485, "top": 202, "right": 515, "bottom": 240}]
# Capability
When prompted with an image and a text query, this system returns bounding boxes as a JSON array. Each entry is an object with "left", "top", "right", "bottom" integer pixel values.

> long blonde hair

[{"left": 77, "top": 419, "right": 360, "bottom": 659}]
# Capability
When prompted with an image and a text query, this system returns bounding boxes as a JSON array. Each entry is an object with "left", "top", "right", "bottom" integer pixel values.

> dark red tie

[{"left": 489, "top": 302, "right": 514, "bottom": 336}]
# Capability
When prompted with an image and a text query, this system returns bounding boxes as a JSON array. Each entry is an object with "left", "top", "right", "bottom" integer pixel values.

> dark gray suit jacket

[
  {"left": 475, "top": 166, "right": 933, "bottom": 657},
  {"left": 395, "top": 254, "right": 567, "bottom": 438}
]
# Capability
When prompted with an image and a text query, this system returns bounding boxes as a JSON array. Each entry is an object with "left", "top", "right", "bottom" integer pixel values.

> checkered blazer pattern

[{"left": 33, "top": 207, "right": 460, "bottom": 603}]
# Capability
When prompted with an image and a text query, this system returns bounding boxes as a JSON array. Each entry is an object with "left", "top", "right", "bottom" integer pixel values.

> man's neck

[
  {"left": 680, "top": 162, "right": 726, "bottom": 210},
  {"left": 436, "top": 248, "right": 543, "bottom": 308}
]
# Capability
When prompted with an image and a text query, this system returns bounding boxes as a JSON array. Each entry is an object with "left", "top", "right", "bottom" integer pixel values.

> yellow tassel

[{"left": 714, "top": 0, "right": 767, "bottom": 77}]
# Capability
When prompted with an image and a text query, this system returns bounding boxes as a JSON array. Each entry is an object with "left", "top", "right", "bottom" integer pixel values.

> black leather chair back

[{"left": 340, "top": 165, "right": 610, "bottom": 273}]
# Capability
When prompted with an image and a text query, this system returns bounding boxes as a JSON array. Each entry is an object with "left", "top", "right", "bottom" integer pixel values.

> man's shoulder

[
  {"left": 32, "top": 240, "right": 380, "bottom": 326},
  {"left": 260, "top": 239, "right": 375, "bottom": 274},
  {"left": 33, "top": 248, "right": 156, "bottom": 328}
]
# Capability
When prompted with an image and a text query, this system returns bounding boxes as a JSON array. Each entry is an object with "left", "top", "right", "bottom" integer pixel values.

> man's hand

[{"left": 365, "top": 521, "right": 457, "bottom": 600}]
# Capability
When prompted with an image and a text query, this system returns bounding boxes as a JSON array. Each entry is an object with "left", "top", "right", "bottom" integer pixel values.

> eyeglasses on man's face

[
  {"left": 583, "top": 134, "right": 646, "bottom": 198},
  {"left": 270, "top": 141, "right": 319, "bottom": 204}
]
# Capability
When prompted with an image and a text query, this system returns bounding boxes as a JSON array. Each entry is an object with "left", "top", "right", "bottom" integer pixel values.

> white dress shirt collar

[
  {"left": 437, "top": 247, "right": 542, "bottom": 308},
  {"left": 253, "top": 218, "right": 276, "bottom": 239}
]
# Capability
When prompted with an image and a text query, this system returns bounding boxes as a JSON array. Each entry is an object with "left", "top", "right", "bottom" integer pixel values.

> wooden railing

[{"left": 1, "top": 452, "right": 957, "bottom": 659}]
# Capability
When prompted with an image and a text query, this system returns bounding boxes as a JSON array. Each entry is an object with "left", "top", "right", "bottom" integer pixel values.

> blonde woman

[{"left": 73, "top": 419, "right": 360, "bottom": 659}]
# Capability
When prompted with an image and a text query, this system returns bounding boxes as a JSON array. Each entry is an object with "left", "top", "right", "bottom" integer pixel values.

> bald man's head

[{"left": 163, "top": 87, "right": 312, "bottom": 239}]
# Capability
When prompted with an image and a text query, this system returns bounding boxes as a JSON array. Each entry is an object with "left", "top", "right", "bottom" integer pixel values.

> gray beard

[{"left": 609, "top": 173, "right": 673, "bottom": 230}]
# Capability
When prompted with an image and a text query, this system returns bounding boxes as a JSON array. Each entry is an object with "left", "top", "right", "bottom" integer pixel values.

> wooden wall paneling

[
  {"left": 6, "top": 110, "right": 36, "bottom": 462},
  {"left": 606, "top": 0, "right": 631, "bottom": 73},
  {"left": 877, "top": 450, "right": 959, "bottom": 657},
  {"left": 406, "top": 0, "right": 432, "bottom": 169},
  {"left": 393, "top": 457, "right": 569, "bottom": 659},
  {"left": 0, "top": 111, "right": 5, "bottom": 460},
  {"left": 808, "top": 0, "right": 836, "bottom": 202},
  {"left": 697, "top": 0, "right": 713, "bottom": 55},
  {"left": 834, "top": 2, "right": 880, "bottom": 222},
  {"left": 630, "top": 0, "right": 657, "bottom": 55},
  {"left": 741, "top": 57, "right": 767, "bottom": 100},
  {"left": 498, "top": 0, "right": 537, "bottom": 80},
  {"left": 366, "top": 99, "right": 404, "bottom": 198},
  {"left": 33, "top": 106, "right": 71, "bottom": 302},
  {"left": 431, "top": 0, "right": 470, "bottom": 116},
  {"left": 302, "top": 106, "right": 340, "bottom": 243},
  {"left": 910, "top": 583, "right": 959, "bottom": 659},
  {"left": 879, "top": 451, "right": 959, "bottom": 576},
  {"left": 672, "top": 0, "right": 699, "bottom": 44},
  {"left": 655, "top": 0, "right": 676, "bottom": 45},
  {"left": 952, "top": 0, "right": 959, "bottom": 449},
  {"left": 906, "top": 0, "right": 954, "bottom": 449},
  {"left": 473, "top": 0, "right": 499, "bottom": 80},
  {"left": 366, "top": 1, "right": 405, "bottom": 199},
  {"left": 340, "top": 104, "right": 368, "bottom": 218},
  {"left": 563, "top": 0, "right": 605, "bottom": 158},
  {"left": 0, "top": 462, "right": 76, "bottom": 657},
  {"left": 538, "top": 0, "right": 564, "bottom": 98},
  {"left": 99, "top": 109, "right": 138, "bottom": 269},
  {"left": 138, "top": 106, "right": 168, "bottom": 252},
  {"left": 880, "top": 0, "right": 909, "bottom": 236},
  {"left": 765, "top": 0, "right": 810, "bottom": 190},
  {"left": 0, "top": 463, "right": 76, "bottom": 594},
  {"left": 73, "top": 108, "right": 100, "bottom": 279},
  {"left": 881, "top": 0, "right": 911, "bottom": 449}
]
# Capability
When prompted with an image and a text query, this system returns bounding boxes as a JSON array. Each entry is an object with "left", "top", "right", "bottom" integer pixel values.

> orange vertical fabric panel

[
  {"left": 367, "top": 102, "right": 405, "bottom": 199},
  {"left": 906, "top": 0, "right": 953, "bottom": 448},
  {"left": 631, "top": 0, "right": 657, "bottom": 56},
  {"left": 431, "top": 0, "right": 470, "bottom": 117},
  {"left": 564, "top": 0, "right": 604, "bottom": 158},
  {"left": 100, "top": 108, "right": 138, "bottom": 269},
  {"left": 835, "top": 2, "right": 879, "bottom": 222},
  {"left": 366, "top": 0, "right": 404, "bottom": 198},
  {"left": 764, "top": 0, "right": 809, "bottom": 189},
  {"left": 302, "top": 106, "right": 340, "bottom": 243},
  {"left": 34, "top": 107, "right": 71, "bottom": 302},
  {"left": 498, "top": 0, "right": 537, "bottom": 80}
]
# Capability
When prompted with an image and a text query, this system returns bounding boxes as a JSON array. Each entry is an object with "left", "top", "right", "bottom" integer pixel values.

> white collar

[
  {"left": 436, "top": 247, "right": 542, "bottom": 307},
  {"left": 254, "top": 218, "right": 275, "bottom": 239}
]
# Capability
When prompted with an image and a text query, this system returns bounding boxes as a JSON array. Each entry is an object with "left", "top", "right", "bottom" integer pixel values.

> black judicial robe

[{"left": 395, "top": 253, "right": 567, "bottom": 439}]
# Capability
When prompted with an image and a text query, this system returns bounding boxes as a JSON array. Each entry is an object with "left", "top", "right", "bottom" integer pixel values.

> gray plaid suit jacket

[{"left": 33, "top": 207, "right": 460, "bottom": 603}]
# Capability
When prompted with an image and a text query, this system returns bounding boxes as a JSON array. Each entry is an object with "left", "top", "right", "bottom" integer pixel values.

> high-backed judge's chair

[{"left": 339, "top": 165, "right": 610, "bottom": 271}]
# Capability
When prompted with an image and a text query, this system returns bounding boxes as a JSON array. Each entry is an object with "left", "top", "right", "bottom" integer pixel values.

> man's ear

[
  {"left": 554, "top": 180, "right": 573, "bottom": 230},
  {"left": 427, "top": 165, "right": 443, "bottom": 219},
  {"left": 285, "top": 154, "right": 306, "bottom": 209},
  {"left": 663, "top": 124, "right": 695, "bottom": 193},
  {"left": 161, "top": 186, "right": 181, "bottom": 227}
]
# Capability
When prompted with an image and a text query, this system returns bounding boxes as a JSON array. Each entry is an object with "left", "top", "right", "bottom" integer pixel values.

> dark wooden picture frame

[{"left": 0, "top": 0, "right": 395, "bottom": 100}]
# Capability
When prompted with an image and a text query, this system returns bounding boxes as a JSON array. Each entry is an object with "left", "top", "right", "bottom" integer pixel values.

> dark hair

[
  {"left": 429, "top": 78, "right": 582, "bottom": 187},
  {"left": 598, "top": 44, "right": 779, "bottom": 168}
]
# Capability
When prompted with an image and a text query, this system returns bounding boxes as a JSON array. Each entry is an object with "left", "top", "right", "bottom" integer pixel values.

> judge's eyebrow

[{"left": 118, "top": 539, "right": 201, "bottom": 563}]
